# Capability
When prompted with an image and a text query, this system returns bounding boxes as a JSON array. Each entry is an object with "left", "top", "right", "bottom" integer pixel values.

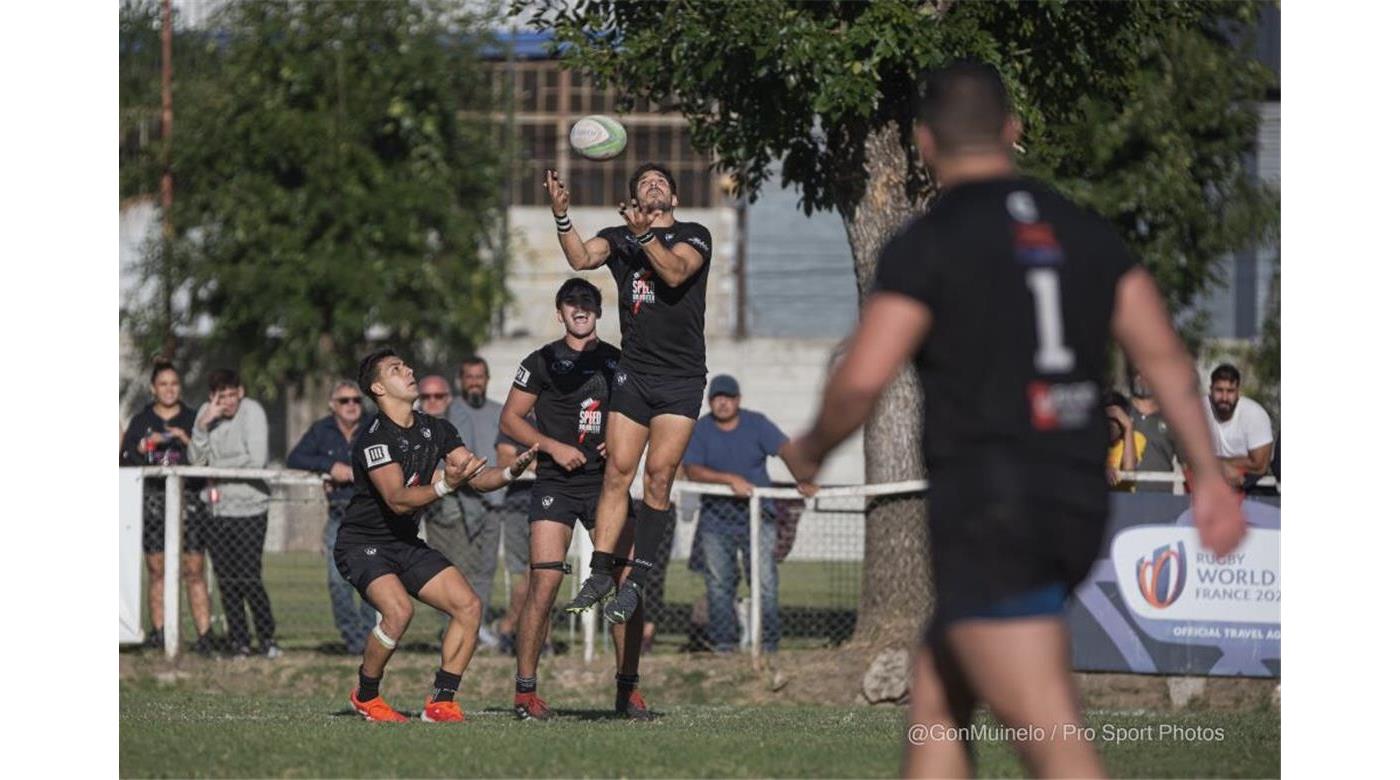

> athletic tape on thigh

[
  {"left": 372, "top": 623, "right": 397, "bottom": 650},
  {"left": 530, "top": 560, "right": 573, "bottom": 574}
]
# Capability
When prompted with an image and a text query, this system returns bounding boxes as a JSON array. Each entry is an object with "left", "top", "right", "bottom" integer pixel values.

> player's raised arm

[
  {"left": 1111, "top": 267, "right": 1246, "bottom": 556},
  {"left": 546, "top": 169, "right": 611, "bottom": 270},
  {"left": 619, "top": 198, "right": 706, "bottom": 287},
  {"left": 788, "top": 292, "right": 933, "bottom": 481}
]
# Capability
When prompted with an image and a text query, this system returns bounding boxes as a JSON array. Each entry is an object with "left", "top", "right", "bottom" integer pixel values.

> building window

[{"left": 489, "top": 61, "right": 719, "bottom": 208}]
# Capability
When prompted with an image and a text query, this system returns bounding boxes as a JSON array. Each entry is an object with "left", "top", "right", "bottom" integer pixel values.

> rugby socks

[
  {"left": 628, "top": 503, "right": 669, "bottom": 585},
  {"left": 515, "top": 674, "right": 537, "bottom": 695},
  {"left": 589, "top": 550, "right": 617, "bottom": 576},
  {"left": 356, "top": 665, "right": 381, "bottom": 701},
  {"left": 615, "top": 673, "right": 641, "bottom": 710},
  {"left": 431, "top": 668, "right": 462, "bottom": 703}
]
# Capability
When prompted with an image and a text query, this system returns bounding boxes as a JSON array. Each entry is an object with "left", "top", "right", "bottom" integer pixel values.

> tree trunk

[{"left": 841, "top": 120, "right": 933, "bottom": 649}]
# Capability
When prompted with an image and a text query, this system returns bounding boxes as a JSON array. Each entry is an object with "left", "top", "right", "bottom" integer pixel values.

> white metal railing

[{"left": 128, "top": 466, "right": 1278, "bottom": 660}]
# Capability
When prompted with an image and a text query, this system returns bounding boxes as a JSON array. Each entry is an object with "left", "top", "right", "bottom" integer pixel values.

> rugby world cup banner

[{"left": 1067, "top": 493, "right": 1280, "bottom": 677}]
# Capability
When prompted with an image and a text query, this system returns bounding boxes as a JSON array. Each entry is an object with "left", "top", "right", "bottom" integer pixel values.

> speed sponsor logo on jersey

[
  {"left": 515, "top": 365, "right": 531, "bottom": 388},
  {"left": 578, "top": 398, "right": 603, "bottom": 442},
  {"left": 1026, "top": 379, "right": 1096, "bottom": 430},
  {"left": 630, "top": 270, "right": 656, "bottom": 312},
  {"left": 364, "top": 443, "right": 392, "bottom": 467}
]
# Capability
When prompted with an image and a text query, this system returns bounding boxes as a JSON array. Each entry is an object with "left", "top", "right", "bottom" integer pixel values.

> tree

[
  {"left": 120, "top": 0, "right": 507, "bottom": 397},
  {"left": 528, "top": 1, "right": 1278, "bottom": 658}
]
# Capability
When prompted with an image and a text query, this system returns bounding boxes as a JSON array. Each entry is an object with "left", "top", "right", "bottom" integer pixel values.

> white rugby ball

[{"left": 569, "top": 115, "right": 628, "bottom": 161}]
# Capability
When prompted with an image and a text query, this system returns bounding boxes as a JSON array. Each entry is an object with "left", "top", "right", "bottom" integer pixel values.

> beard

[
  {"left": 641, "top": 191, "right": 673, "bottom": 213},
  {"left": 465, "top": 389, "right": 486, "bottom": 409},
  {"left": 1212, "top": 399, "right": 1237, "bottom": 420}
]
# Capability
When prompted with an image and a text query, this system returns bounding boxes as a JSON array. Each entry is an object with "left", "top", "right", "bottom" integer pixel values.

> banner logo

[{"left": 1136, "top": 542, "right": 1187, "bottom": 608}]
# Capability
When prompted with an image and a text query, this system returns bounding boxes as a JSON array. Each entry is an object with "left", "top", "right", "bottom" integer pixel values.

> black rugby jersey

[
  {"left": 512, "top": 339, "right": 621, "bottom": 484},
  {"left": 596, "top": 221, "right": 711, "bottom": 377},
  {"left": 873, "top": 176, "right": 1137, "bottom": 469},
  {"left": 340, "top": 411, "right": 465, "bottom": 544}
]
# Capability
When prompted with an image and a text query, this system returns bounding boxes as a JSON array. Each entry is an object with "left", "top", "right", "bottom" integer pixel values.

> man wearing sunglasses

[{"left": 288, "top": 380, "right": 378, "bottom": 655}]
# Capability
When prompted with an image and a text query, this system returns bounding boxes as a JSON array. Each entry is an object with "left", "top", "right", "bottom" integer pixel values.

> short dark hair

[
  {"left": 207, "top": 368, "right": 241, "bottom": 394},
  {"left": 1210, "top": 364, "right": 1242, "bottom": 385},
  {"left": 1102, "top": 390, "right": 1131, "bottom": 415},
  {"left": 629, "top": 162, "right": 677, "bottom": 201},
  {"left": 358, "top": 348, "right": 399, "bottom": 399},
  {"left": 150, "top": 359, "right": 178, "bottom": 384},
  {"left": 555, "top": 277, "right": 603, "bottom": 313},
  {"left": 917, "top": 61, "right": 1012, "bottom": 153},
  {"left": 459, "top": 355, "right": 489, "bottom": 377}
]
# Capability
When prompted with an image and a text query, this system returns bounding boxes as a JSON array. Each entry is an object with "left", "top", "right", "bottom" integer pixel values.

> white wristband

[{"left": 434, "top": 478, "right": 452, "bottom": 498}]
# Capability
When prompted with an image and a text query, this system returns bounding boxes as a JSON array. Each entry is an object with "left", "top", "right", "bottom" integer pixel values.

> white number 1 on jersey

[{"left": 1026, "top": 268, "right": 1076, "bottom": 373}]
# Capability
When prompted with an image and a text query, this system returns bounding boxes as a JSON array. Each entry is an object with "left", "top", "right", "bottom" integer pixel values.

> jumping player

[
  {"left": 786, "top": 63, "right": 1247, "bottom": 777},
  {"left": 499, "top": 278, "right": 655, "bottom": 721},
  {"left": 338, "top": 348, "right": 536, "bottom": 723},
  {"left": 543, "top": 164, "right": 712, "bottom": 624}
]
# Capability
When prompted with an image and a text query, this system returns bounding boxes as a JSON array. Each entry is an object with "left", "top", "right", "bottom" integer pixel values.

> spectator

[
  {"left": 190, "top": 369, "right": 279, "bottom": 658},
  {"left": 445, "top": 357, "right": 513, "bottom": 646},
  {"left": 286, "top": 380, "right": 376, "bottom": 655},
  {"left": 119, "top": 359, "right": 215, "bottom": 656},
  {"left": 1204, "top": 364, "right": 1275, "bottom": 489},
  {"left": 1104, "top": 391, "right": 1145, "bottom": 491},
  {"left": 414, "top": 374, "right": 475, "bottom": 639},
  {"left": 1128, "top": 369, "right": 1181, "bottom": 492},
  {"left": 680, "top": 375, "right": 816, "bottom": 653},
  {"left": 492, "top": 425, "right": 535, "bottom": 656}
]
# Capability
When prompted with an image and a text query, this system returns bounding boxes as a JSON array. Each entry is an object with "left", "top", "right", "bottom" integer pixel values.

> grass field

[
  {"left": 145, "top": 552, "right": 863, "bottom": 650},
  {"left": 119, "top": 648, "right": 1280, "bottom": 778}
]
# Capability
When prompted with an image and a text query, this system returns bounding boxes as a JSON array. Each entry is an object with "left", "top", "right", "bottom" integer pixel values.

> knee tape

[
  {"left": 530, "top": 560, "right": 573, "bottom": 574},
  {"left": 372, "top": 623, "right": 397, "bottom": 650}
]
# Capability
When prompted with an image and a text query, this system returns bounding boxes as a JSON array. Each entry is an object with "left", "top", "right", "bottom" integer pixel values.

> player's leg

[
  {"left": 143, "top": 551, "right": 164, "bottom": 646},
  {"left": 350, "top": 573, "right": 415, "bottom": 722},
  {"left": 902, "top": 637, "right": 977, "bottom": 778},
  {"left": 513, "top": 512, "right": 573, "bottom": 720},
  {"left": 564, "top": 410, "right": 649, "bottom": 613},
  {"left": 414, "top": 558, "right": 484, "bottom": 722},
  {"left": 607, "top": 517, "right": 654, "bottom": 720},
  {"left": 945, "top": 614, "right": 1103, "bottom": 778},
  {"left": 603, "top": 413, "right": 694, "bottom": 624}
]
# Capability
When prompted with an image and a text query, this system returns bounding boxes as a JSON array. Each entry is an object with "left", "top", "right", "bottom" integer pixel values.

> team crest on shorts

[
  {"left": 542, "top": 495, "right": 554, "bottom": 508},
  {"left": 365, "top": 547, "right": 378, "bottom": 556}
]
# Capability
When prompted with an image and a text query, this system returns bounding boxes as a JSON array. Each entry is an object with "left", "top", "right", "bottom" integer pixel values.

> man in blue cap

[{"left": 680, "top": 374, "right": 816, "bottom": 652}]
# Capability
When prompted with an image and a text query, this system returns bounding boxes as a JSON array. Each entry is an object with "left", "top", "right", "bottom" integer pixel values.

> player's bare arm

[
  {"left": 1111, "top": 267, "right": 1246, "bottom": 556},
  {"left": 501, "top": 386, "right": 587, "bottom": 472},
  {"left": 367, "top": 458, "right": 481, "bottom": 516},
  {"left": 619, "top": 198, "right": 705, "bottom": 287},
  {"left": 456, "top": 443, "right": 539, "bottom": 493},
  {"left": 546, "top": 169, "right": 610, "bottom": 270},
  {"left": 788, "top": 292, "right": 934, "bottom": 481}
]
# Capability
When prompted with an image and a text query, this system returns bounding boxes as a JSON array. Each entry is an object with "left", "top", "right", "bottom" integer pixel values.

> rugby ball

[{"left": 569, "top": 115, "right": 628, "bottom": 161}]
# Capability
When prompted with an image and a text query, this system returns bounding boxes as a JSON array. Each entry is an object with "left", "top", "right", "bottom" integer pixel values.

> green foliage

[
  {"left": 529, "top": 0, "right": 1278, "bottom": 317},
  {"left": 120, "top": 0, "right": 506, "bottom": 396}
]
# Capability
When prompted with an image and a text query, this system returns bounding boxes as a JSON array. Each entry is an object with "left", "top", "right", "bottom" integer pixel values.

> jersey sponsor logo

[
  {"left": 578, "top": 398, "right": 603, "bottom": 442},
  {"left": 515, "top": 365, "right": 531, "bottom": 388},
  {"left": 364, "top": 443, "right": 391, "bottom": 467},
  {"left": 1006, "top": 190, "right": 1039, "bottom": 223},
  {"left": 1013, "top": 221, "right": 1064, "bottom": 266},
  {"left": 1026, "top": 379, "right": 1097, "bottom": 431},
  {"left": 684, "top": 235, "right": 710, "bottom": 253},
  {"left": 551, "top": 359, "right": 576, "bottom": 374},
  {"left": 630, "top": 269, "right": 655, "bottom": 313}
]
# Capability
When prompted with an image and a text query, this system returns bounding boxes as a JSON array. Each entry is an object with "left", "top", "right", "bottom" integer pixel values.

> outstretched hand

[
  {"left": 544, "top": 169, "right": 570, "bottom": 216},
  {"left": 445, "top": 452, "right": 489, "bottom": 489},
  {"left": 619, "top": 198, "right": 660, "bottom": 236},
  {"left": 509, "top": 444, "right": 540, "bottom": 478}
]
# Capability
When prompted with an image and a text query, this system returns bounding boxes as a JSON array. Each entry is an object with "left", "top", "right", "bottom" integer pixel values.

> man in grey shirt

[
  {"left": 446, "top": 357, "right": 511, "bottom": 619},
  {"left": 1128, "top": 369, "right": 1180, "bottom": 492}
]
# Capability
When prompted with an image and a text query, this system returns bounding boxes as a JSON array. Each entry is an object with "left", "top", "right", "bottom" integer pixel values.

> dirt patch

[{"left": 119, "top": 646, "right": 1278, "bottom": 712}]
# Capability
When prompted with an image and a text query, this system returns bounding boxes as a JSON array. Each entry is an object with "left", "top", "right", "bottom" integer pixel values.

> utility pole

[{"left": 159, "top": 0, "right": 176, "bottom": 359}]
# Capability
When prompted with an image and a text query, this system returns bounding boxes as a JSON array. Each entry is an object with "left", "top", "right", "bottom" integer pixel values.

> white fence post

[
  {"left": 749, "top": 491, "right": 762, "bottom": 670},
  {"left": 579, "top": 526, "right": 596, "bottom": 664},
  {"left": 163, "top": 473, "right": 182, "bottom": 659}
]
